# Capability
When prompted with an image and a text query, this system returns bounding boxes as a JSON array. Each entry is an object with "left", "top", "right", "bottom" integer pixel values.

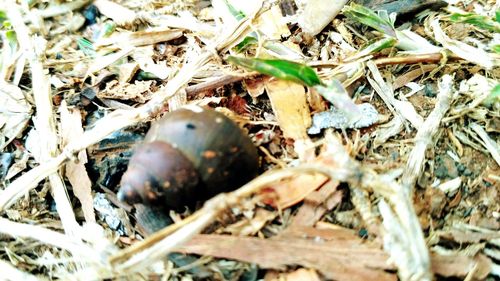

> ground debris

[{"left": 0, "top": 0, "right": 498, "bottom": 280}]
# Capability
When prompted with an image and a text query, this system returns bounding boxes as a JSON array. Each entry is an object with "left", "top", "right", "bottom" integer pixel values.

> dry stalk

[
  {"left": 322, "top": 132, "right": 432, "bottom": 280},
  {"left": 36, "top": 0, "right": 91, "bottom": 18},
  {"left": 469, "top": 123, "right": 500, "bottom": 166},
  {"left": 0, "top": 218, "right": 100, "bottom": 263},
  {"left": 372, "top": 52, "right": 461, "bottom": 66},
  {"left": 401, "top": 75, "right": 454, "bottom": 196},
  {"left": 0, "top": 259, "right": 43, "bottom": 281},
  {"left": 367, "top": 61, "right": 423, "bottom": 130},
  {"left": 378, "top": 199, "right": 431, "bottom": 281},
  {"left": 0, "top": 3, "right": 265, "bottom": 212},
  {"left": 350, "top": 187, "right": 381, "bottom": 236},
  {"left": 6, "top": 4, "right": 81, "bottom": 239}
]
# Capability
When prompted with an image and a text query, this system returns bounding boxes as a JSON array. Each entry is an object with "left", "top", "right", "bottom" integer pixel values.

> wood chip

[{"left": 176, "top": 233, "right": 396, "bottom": 281}]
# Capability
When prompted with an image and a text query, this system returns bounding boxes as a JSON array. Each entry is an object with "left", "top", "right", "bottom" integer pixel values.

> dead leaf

[
  {"left": 98, "top": 80, "right": 154, "bottom": 103},
  {"left": 260, "top": 174, "right": 329, "bottom": 209},
  {"left": 297, "top": 0, "right": 349, "bottom": 36},
  {"left": 287, "top": 180, "right": 342, "bottom": 228},
  {"left": 255, "top": 5, "right": 290, "bottom": 39},
  {"left": 244, "top": 76, "right": 269, "bottom": 101},
  {"left": 265, "top": 79, "right": 311, "bottom": 140},
  {"left": 430, "top": 253, "right": 492, "bottom": 279},
  {"left": 93, "top": 0, "right": 137, "bottom": 26},
  {"left": 60, "top": 102, "right": 95, "bottom": 223},
  {"left": 223, "top": 208, "right": 277, "bottom": 236},
  {"left": 5, "top": 152, "right": 29, "bottom": 180},
  {"left": 393, "top": 64, "right": 436, "bottom": 90},
  {"left": 265, "top": 79, "right": 313, "bottom": 160}
]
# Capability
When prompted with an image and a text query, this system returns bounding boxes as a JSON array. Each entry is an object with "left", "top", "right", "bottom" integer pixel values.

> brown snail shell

[{"left": 118, "top": 106, "right": 259, "bottom": 210}]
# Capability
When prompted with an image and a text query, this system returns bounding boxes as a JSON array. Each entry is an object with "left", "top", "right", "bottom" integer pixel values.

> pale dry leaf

[
  {"left": 93, "top": 0, "right": 137, "bottom": 26},
  {"left": 132, "top": 46, "right": 172, "bottom": 80},
  {"left": 393, "top": 64, "right": 436, "bottom": 90},
  {"left": 396, "top": 29, "right": 442, "bottom": 54},
  {"left": 25, "top": 127, "right": 42, "bottom": 162},
  {"left": 60, "top": 102, "right": 95, "bottom": 224},
  {"left": 402, "top": 74, "right": 454, "bottom": 194},
  {"left": 0, "top": 82, "right": 32, "bottom": 150},
  {"left": 168, "top": 89, "right": 188, "bottom": 111},
  {"left": 0, "top": 259, "right": 40, "bottom": 281},
  {"left": 265, "top": 79, "right": 312, "bottom": 158},
  {"left": 95, "top": 29, "right": 183, "bottom": 48},
  {"left": 436, "top": 177, "right": 462, "bottom": 194},
  {"left": 150, "top": 11, "right": 216, "bottom": 39},
  {"left": 87, "top": 47, "right": 134, "bottom": 75},
  {"left": 255, "top": 5, "right": 290, "bottom": 40},
  {"left": 118, "top": 63, "right": 140, "bottom": 84},
  {"left": 379, "top": 199, "right": 432, "bottom": 281},
  {"left": 392, "top": 99, "right": 424, "bottom": 129},
  {"left": 431, "top": 18, "right": 495, "bottom": 69},
  {"left": 297, "top": 0, "right": 349, "bottom": 36}
]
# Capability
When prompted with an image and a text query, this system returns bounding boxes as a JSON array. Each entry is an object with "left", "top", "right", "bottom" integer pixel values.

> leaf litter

[{"left": 0, "top": 0, "right": 499, "bottom": 280}]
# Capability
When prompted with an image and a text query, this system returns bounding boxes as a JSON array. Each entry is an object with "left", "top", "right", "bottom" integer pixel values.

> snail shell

[{"left": 118, "top": 106, "right": 259, "bottom": 210}]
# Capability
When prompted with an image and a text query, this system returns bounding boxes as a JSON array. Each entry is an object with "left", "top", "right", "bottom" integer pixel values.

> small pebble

[{"left": 308, "top": 103, "right": 379, "bottom": 134}]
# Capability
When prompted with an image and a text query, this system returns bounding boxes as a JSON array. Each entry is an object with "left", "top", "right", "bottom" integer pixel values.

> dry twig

[{"left": 401, "top": 75, "right": 455, "bottom": 195}]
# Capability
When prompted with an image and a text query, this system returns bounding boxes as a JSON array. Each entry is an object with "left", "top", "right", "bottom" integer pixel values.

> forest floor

[{"left": 0, "top": 0, "right": 499, "bottom": 280}]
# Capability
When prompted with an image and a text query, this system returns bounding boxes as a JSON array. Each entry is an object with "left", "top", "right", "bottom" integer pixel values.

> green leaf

[
  {"left": 482, "top": 84, "right": 500, "bottom": 108},
  {"left": 234, "top": 36, "right": 258, "bottom": 52},
  {"left": 5, "top": 30, "right": 17, "bottom": 50},
  {"left": 94, "top": 21, "right": 116, "bottom": 40},
  {"left": 76, "top": 37, "right": 96, "bottom": 57},
  {"left": 223, "top": 0, "right": 245, "bottom": 20},
  {"left": 0, "top": 10, "right": 6, "bottom": 26},
  {"left": 342, "top": 3, "right": 396, "bottom": 37},
  {"left": 347, "top": 37, "right": 397, "bottom": 61},
  {"left": 227, "top": 56, "right": 322, "bottom": 87},
  {"left": 492, "top": 44, "right": 500, "bottom": 54},
  {"left": 450, "top": 13, "right": 500, "bottom": 33}
]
